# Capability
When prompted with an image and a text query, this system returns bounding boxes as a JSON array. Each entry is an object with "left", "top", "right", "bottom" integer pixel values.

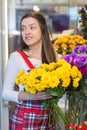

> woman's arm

[
  {"left": 2, "top": 52, "right": 52, "bottom": 103},
  {"left": 18, "top": 91, "right": 52, "bottom": 102}
]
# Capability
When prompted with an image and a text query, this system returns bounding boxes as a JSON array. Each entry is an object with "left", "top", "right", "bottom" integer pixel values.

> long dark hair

[{"left": 19, "top": 11, "right": 56, "bottom": 63}]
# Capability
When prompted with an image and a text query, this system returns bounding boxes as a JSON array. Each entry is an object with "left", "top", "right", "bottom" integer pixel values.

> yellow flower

[
  {"left": 62, "top": 78, "right": 71, "bottom": 88},
  {"left": 15, "top": 59, "right": 82, "bottom": 94},
  {"left": 71, "top": 66, "right": 82, "bottom": 79},
  {"left": 24, "top": 84, "right": 36, "bottom": 94},
  {"left": 73, "top": 78, "right": 80, "bottom": 88},
  {"left": 15, "top": 78, "right": 19, "bottom": 85},
  {"left": 53, "top": 35, "right": 87, "bottom": 55}
]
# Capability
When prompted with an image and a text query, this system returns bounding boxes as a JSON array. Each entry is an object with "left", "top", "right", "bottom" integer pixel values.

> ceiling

[
  {"left": 16, "top": 0, "right": 69, "bottom": 4},
  {"left": 15, "top": 0, "right": 87, "bottom": 6}
]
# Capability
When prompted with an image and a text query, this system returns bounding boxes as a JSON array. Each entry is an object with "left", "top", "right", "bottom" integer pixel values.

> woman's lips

[{"left": 25, "top": 36, "right": 33, "bottom": 40}]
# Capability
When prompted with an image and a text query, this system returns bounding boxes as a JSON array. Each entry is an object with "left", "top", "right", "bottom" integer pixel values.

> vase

[{"left": 65, "top": 85, "right": 87, "bottom": 125}]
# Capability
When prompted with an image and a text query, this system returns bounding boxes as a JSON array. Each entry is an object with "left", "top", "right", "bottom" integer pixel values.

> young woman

[{"left": 2, "top": 11, "right": 62, "bottom": 130}]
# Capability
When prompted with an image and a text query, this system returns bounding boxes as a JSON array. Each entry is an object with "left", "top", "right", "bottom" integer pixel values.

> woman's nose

[{"left": 25, "top": 28, "right": 30, "bottom": 34}]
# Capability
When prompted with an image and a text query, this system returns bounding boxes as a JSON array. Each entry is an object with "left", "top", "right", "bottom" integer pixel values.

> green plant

[{"left": 78, "top": 5, "right": 87, "bottom": 39}]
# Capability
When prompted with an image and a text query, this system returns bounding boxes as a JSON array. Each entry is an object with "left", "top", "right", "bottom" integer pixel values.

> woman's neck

[{"left": 23, "top": 48, "right": 41, "bottom": 60}]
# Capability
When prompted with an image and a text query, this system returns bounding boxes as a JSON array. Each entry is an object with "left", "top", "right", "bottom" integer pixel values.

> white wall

[{"left": 0, "top": 0, "right": 9, "bottom": 130}]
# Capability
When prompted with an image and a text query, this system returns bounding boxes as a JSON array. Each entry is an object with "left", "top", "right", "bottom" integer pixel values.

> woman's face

[{"left": 21, "top": 17, "right": 42, "bottom": 47}]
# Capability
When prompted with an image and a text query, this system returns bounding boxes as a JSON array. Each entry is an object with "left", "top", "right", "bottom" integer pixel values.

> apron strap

[{"left": 17, "top": 50, "right": 34, "bottom": 69}]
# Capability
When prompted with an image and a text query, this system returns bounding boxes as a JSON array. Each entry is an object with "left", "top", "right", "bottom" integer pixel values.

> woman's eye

[
  {"left": 21, "top": 27, "right": 25, "bottom": 31},
  {"left": 30, "top": 26, "right": 36, "bottom": 30}
]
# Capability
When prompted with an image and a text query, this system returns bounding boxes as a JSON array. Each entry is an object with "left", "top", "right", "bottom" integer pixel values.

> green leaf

[{"left": 45, "top": 87, "right": 65, "bottom": 98}]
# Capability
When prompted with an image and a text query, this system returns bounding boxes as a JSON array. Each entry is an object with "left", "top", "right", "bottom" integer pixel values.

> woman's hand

[
  {"left": 18, "top": 91, "right": 52, "bottom": 102},
  {"left": 34, "top": 92, "right": 52, "bottom": 100}
]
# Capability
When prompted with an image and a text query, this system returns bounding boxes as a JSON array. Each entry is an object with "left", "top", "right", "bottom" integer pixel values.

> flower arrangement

[
  {"left": 64, "top": 45, "right": 87, "bottom": 125},
  {"left": 66, "top": 120, "right": 87, "bottom": 130},
  {"left": 15, "top": 59, "right": 82, "bottom": 94},
  {"left": 64, "top": 45, "right": 87, "bottom": 75},
  {"left": 53, "top": 35, "right": 87, "bottom": 55},
  {"left": 15, "top": 59, "right": 82, "bottom": 128}
]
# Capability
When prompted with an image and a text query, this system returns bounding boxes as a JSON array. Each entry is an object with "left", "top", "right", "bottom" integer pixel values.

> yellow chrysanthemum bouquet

[
  {"left": 15, "top": 59, "right": 82, "bottom": 128},
  {"left": 53, "top": 35, "right": 87, "bottom": 56}
]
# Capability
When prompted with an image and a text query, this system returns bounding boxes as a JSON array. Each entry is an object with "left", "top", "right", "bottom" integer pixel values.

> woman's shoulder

[
  {"left": 10, "top": 50, "right": 21, "bottom": 57},
  {"left": 9, "top": 50, "right": 22, "bottom": 62}
]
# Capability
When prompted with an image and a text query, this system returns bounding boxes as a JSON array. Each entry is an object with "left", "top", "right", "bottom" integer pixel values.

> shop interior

[{"left": 0, "top": 0, "right": 87, "bottom": 130}]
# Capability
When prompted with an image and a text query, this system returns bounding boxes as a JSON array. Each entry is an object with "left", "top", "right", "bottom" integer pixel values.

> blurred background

[{"left": 0, "top": 0, "right": 87, "bottom": 129}]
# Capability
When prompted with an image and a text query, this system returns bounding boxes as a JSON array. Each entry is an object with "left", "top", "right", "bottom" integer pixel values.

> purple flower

[
  {"left": 64, "top": 45, "right": 87, "bottom": 75},
  {"left": 73, "top": 54, "right": 87, "bottom": 67},
  {"left": 64, "top": 53, "right": 74, "bottom": 65},
  {"left": 74, "top": 45, "right": 87, "bottom": 54},
  {"left": 80, "top": 66, "right": 87, "bottom": 75}
]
